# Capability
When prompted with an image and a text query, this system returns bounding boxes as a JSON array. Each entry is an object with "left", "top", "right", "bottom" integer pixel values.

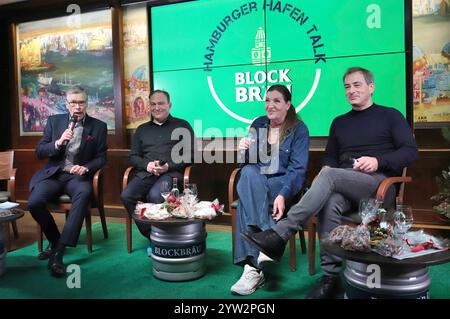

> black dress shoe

[
  {"left": 241, "top": 229, "right": 286, "bottom": 262},
  {"left": 305, "top": 275, "right": 340, "bottom": 299},
  {"left": 38, "top": 244, "right": 53, "bottom": 260},
  {"left": 47, "top": 251, "right": 66, "bottom": 278}
]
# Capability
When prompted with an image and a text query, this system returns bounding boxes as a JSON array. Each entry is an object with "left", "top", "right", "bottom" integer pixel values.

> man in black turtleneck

[
  {"left": 121, "top": 90, "right": 195, "bottom": 243},
  {"left": 241, "top": 67, "right": 419, "bottom": 299}
]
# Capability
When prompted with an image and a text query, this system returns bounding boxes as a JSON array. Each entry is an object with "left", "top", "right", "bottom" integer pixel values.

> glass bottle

[
  {"left": 183, "top": 176, "right": 189, "bottom": 195},
  {"left": 374, "top": 197, "right": 386, "bottom": 225},
  {"left": 395, "top": 196, "right": 402, "bottom": 210},
  {"left": 171, "top": 177, "right": 180, "bottom": 199}
]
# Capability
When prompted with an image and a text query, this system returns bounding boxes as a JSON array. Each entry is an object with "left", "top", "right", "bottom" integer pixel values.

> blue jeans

[
  {"left": 234, "top": 165, "right": 286, "bottom": 268},
  {"left": 273, "top": 167, "right": 387, "bottom": 276}
]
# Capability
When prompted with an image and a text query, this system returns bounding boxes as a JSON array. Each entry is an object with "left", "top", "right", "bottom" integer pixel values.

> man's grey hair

[
  {"left": 343, "top": 67, "right": 374, "bottom": 85},
  {"left": 66, "top": 85, "right": 88, "bottom": 101}
]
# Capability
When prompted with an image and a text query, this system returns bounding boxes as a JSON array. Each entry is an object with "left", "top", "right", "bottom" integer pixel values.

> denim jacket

[{"left": 241, "top": 116, "right": 309, "bottom": 202}]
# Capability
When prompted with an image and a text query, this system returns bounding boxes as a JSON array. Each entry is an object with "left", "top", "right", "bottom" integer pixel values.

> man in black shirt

[
  {"left": 121, "top": 90, "right": 195, "bottom": 240},
  {"left": 241, "top": 67, "right": 419, "bottom": 298}
]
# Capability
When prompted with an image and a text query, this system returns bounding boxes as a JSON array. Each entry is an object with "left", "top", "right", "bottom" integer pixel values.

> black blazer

[{"left": 29, "top": 114, "right": 108, "bottom": 191}]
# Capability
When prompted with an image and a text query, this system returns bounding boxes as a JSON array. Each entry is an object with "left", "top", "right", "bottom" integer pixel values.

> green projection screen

[{"left": 150, "top": 0, "right": 410, "bottom": 137}]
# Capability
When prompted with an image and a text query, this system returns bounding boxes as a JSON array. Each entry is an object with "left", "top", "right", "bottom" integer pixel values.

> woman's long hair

[{"left": 267, "top": 84, "right": 300, "bottom": 143}]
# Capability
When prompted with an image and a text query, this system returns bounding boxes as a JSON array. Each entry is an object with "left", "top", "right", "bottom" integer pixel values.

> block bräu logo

[
  {"left": 202, "top": 0, "right": 327, "bottom": 125},
  {"left": 172, "top": 0, "right": 327, "bottom": 166}
]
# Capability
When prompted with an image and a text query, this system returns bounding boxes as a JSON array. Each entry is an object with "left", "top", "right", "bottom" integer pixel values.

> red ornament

[{"left": 167, "top": 194, "right": 176, "bottom": 203}]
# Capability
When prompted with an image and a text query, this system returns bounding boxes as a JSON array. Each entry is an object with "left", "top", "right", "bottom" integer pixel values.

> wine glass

[
  {"left": 359, "top": 198, "right": 377, "bottom": 221},
  {"left": 189, "top": 183, "right": 198, "bottom": 199},
  {"left": 160, "top": 181, "right": 171, "bottom": 202},
  {"left": 393, "top": 205, "right": 414, "bottom": 240},
  {"left": 185, "top": 183, "right": 198, "bottom": 200}
]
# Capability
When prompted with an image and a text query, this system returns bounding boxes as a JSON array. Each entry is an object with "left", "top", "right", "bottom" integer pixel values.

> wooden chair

[
  {"left": 37, "top": 168, "right": 108, "bottom": 253},
  {"left": 0, "top": 150, "right": 19, "bottom": 251},
  {"left": 228, "top": 167, "right": 312, "bottom": 273},
  {"left": 305, "top": 167, "right": 412, "bottom": 274},
  {"left": 122, "top": 166, "right": 192, "bottom": 253}
]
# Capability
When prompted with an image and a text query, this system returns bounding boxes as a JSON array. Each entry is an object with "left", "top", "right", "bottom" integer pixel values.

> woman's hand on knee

[{"left": 272, "top": 195, "right": 285, "bottom": 221}]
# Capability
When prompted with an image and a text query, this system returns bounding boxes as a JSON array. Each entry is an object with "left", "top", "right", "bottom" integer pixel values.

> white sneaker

[
  {"left": 257, "top": 252, "right": 274, "bottom": 265},
  {"left": 230, "top": 264, "right": 265, "bottom": 295}
]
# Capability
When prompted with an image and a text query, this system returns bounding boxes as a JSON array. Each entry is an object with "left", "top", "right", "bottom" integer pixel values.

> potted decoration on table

[{"left": 431, "top": 164, "right": 450, "bottom": 222}]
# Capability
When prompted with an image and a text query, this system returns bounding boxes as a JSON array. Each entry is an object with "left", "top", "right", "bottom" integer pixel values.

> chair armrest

[
  {"left": 92, "top": 168, "right": 103, "bottom": 203},
  {"left": 8, "top": 168, "right": 16, "bottom": 202},
  {"left": 228, "top": 167, "right": 241, "bottom": 212},
  {"left": 122, "top": 166, "right": 135, "bottom": 192},
  {"left": 376, "top": 176, "right": 412, "bottom": 200},
  {"left": 184, "top": 165, "right": 192, "bottom": 184}
]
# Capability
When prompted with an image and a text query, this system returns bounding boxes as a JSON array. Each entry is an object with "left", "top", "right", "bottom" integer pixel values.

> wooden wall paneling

[
  {"left": 101, "top": 149, "right": 131, "bottom": 206},
  {"left": 10, "top": 147, "right": 450, "bottom": 228},
  {"left": 405, "top": 149, "right": 450, "bottom": 225},
  {"left": 13, "top": 149, "right": 46, "bottom": 202},
  {"left": 14, "top": 149, "right": 132, "bottom": 207}
]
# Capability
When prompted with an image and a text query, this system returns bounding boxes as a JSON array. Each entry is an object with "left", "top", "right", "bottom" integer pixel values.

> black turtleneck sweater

[
  {"left": 323, "top": 104, "right": 419, "bottom": 176},
  {"left": 130, "top": 115, "right": 195, "bottom": 178}
]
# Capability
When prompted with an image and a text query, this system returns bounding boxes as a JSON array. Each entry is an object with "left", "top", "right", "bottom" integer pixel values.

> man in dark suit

[{"left": 27, "top": 86, "right": 107, "bottom": 277}]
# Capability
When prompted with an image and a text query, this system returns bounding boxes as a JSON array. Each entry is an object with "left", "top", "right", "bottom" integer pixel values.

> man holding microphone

[{"left": 27, "top": 86, "right": 107, "bottom": 277}]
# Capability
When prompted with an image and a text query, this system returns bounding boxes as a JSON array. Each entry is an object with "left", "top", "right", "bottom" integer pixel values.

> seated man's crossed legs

[{"left": 241, "top": 167, "right": 386, "bottom": 298}]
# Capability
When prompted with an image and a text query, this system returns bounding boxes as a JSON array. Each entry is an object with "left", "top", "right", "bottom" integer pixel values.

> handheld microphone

[
  {"left": 62, "top": 114, "right": 78, "bottom": 146},
  {"left": 340, "top": 153, "right": 357, "bottom": 166},
  {"left": 158, "top": 160, "right": 167, "bottom": 166}
]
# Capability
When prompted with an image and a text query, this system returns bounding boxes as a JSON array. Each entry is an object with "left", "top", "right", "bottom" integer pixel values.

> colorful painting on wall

[
  {"left": 17, "top": 9, "right": 115, "bottom": 135},
  {"left": 413, "top": 0, "right": 450, "bottom": 127},
  {"left": 123, "top": 3, "right": 150, "bottom": 129}
]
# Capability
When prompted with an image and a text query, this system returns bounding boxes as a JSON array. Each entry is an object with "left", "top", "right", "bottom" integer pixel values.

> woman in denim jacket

[{"left": 231, "top": 84, "right": 310, "bottom": 295}]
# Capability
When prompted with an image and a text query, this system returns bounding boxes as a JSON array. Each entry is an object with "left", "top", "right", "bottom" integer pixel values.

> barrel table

[
  {"left": 322, "top": 242, "right": 450, "bottom": 299},
  {"left": 133, "top": 215, "right": 207, "bottom": 282}
]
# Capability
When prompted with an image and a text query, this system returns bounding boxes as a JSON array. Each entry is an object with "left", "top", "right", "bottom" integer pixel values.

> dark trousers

[
  {"left": 120, "top": 172, "right": 182, "bottom": 239},
  {"left": 27, "top": 172, "right": 93, "bottom": 247}
]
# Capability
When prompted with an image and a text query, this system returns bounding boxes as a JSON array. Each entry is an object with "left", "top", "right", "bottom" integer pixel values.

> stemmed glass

[
  {"left": 160, "top": 181, "right": 171, "bottom": 202},
  {"left": 185, "top": 183, "right": 198, "bottom": 201},
  {"left": 358, "top": 198, "right": 377, "bottom": 222},
  {"left": 393, "top": 205, "right": 414, "bottom": 241}
]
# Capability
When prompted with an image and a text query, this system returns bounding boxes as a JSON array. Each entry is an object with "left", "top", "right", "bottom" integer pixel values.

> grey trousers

[{"left": 273, "top": 167, "right": 386, "bottom": 276}]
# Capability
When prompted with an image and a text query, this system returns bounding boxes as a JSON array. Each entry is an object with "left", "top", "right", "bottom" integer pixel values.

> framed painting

[
  {"left": 412, "top": 0, "right": 450, "bottom": 128},
  {"left": 123, "top": 3, "right": 151, "bottom": 129},
  {"left": 17, "top": 9, "right": 115, "bottom": 135}
]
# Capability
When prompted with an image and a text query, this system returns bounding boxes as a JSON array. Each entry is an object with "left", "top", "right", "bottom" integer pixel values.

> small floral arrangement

[
  {"left": 136, "top": 196, "right": 223, "bottom": 221},
  {"left": 163, "top": 194, "right": 181, "bottom": 213}
]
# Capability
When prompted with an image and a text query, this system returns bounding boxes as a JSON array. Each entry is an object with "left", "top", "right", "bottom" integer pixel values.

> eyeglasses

[{"left": 67, "top": 100, "right": 87, "bottom": 106}]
